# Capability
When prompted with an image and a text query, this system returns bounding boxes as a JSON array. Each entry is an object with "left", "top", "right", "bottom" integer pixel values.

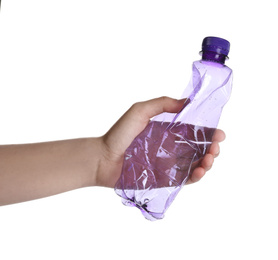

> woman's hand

[{"left": 97, "top": 96, "right": 225, "bottom": 188}]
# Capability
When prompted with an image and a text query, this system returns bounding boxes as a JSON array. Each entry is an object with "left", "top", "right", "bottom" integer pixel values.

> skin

[{"left": 0, "top": 96, "right": 225, "bottom": 206}]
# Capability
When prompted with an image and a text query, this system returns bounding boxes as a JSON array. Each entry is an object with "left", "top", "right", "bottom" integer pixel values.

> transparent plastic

[{"left": 115, "top": 59, "right": 233, "bottom": 221}]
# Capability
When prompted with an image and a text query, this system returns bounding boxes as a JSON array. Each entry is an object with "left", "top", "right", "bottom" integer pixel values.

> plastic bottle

[{"left": 115, "top": 36, "right": 233, "bottom": 221}]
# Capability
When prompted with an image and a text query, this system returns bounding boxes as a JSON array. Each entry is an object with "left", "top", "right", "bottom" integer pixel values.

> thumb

[
  {"left": 133, "top": 96, "right": 187, "bottom": 120},
  {"left": 103, "top": 97, "right": 187, "bottom": 155}
]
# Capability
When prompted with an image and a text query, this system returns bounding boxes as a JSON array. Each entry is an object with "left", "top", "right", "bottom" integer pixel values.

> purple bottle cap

[{"left": 201, "top": 37, "right": 230, "bottom": 57}]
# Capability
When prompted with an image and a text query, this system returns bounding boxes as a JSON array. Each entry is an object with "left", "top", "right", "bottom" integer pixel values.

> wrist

[
  {"left": 84, "top": 137, "right": 103, "bottom": 187},
  {"left": 95, "top": 135, "right": 123, "bottom": 188}
]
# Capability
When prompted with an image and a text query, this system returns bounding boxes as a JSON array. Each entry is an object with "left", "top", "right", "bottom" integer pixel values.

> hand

[{"left": 97, "top": 96, "right": 225, "bottom": 188}]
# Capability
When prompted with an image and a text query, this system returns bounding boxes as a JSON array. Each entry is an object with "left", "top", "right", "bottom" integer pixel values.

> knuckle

[
  {"left": 131, "top": 101, "right": 142, "bottom": 111},
  {"left": 130, "top": 101, "right": 145, "bottom": 116},
  {"left": 160, "top": 96, "right": 169, "bottom": 103}
]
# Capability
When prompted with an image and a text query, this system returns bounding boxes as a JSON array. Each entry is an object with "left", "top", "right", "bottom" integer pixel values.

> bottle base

[{"left": 115, "top": 186, "right": 180, "bottom": 221}]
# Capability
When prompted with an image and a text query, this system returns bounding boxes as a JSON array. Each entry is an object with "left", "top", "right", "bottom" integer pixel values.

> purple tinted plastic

[
  {"left": 202, "top": 37, "right": 230, "bottom": 56},
  {"left": 201, "top": 51, "right": 227, "bottom": 64},
  {"left": 115, "top": 59, "right": 233, "bottom": 221}
]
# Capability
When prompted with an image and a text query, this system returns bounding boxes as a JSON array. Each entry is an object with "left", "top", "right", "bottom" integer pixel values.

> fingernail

[{"left": 214, "top": 150, "right": 220, "bottom": 158}]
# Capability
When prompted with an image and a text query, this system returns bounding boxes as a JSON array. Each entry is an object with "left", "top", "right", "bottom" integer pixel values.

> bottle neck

[{"left": 201, "top": 50, "right": 227, "bottom": 65}]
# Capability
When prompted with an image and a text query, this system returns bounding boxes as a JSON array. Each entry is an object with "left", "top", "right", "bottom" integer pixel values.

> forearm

[{"left": 0, "top": 137, "right": 101, "bottom": 206}]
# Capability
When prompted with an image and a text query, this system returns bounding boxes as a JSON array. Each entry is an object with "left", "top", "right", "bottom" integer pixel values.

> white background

[{"left": 0, "top": 0, "right": 277, "bottom": 259}]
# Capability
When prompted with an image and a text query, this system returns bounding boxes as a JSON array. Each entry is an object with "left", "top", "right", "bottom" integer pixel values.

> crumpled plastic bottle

[{"left": 115, "top": 36, "right": 233, "bottom": 220}]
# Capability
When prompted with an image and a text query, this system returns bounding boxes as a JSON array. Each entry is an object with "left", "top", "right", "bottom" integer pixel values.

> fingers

[
  {"left": 119, "top": 96, "right": 226, "bottom": 187},
  {"left": 201, "top": 153, "right": 214, "bottom": 170},
  {"left": 188, "top": 167, "right": 205, "bottom": 184},
  {"left": 187, "top": 152, "right": 215, "bottom": 185},
  {"left": 130, "top": 97, "right": 226, "bottom": 186},
  {"left": 209, "top": 142, "right": 220, "bottom": 158}
]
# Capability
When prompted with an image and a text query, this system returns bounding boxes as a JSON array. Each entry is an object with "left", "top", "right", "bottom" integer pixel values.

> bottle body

[{"left": 115, "top": 59, "right": 233, "bottom": 221}]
